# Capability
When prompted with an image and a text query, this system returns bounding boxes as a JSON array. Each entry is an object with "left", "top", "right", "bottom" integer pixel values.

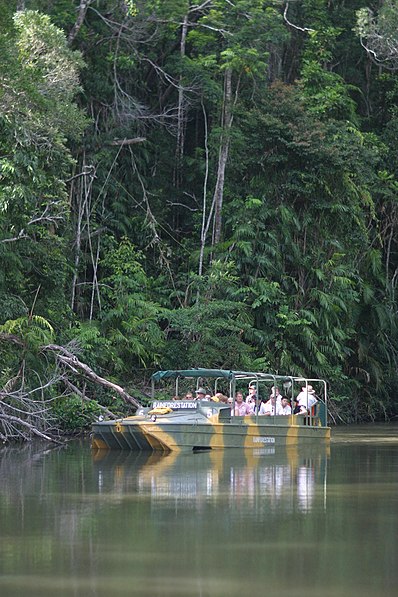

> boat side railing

[{"left": 150, "top": 370, "right": 329, "bottom": 428}]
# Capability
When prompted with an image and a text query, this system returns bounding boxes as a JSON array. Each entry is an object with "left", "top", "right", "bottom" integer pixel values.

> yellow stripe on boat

[
  {"left": 208, "top": 414, "right": 224, "bottom": 449},
  {"left": 286, "top": 417, "right": 299, "bottom": 445},
  {"left": 139, "top": 422, "right": 182, "bottom": 453}
]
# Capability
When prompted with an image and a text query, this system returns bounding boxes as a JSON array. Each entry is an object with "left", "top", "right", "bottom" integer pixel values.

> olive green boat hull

[{"left": 92, "top": 414, "right": 330, "bottom": 453}]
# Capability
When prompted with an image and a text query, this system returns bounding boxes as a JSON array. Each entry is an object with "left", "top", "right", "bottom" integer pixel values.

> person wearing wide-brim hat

[
  {"left": 295, "top": 385, "right": 318, "bottom": 414},
  {"left": 195, "top": 387, "right": 207, "bottom": 400}
]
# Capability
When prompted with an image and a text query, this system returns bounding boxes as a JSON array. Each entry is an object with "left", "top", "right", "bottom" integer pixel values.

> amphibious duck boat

[{"left": 91, "top": 369, "right": 331, "bottom": 452}]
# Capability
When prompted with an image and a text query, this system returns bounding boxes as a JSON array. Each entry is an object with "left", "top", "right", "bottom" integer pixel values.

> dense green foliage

[{"left": 2, "top": 0, "right": 398, "bottom": 431}]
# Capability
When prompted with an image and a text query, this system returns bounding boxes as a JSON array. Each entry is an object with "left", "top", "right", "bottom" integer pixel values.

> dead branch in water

[
  {"left": 0, "top": 337, "right": 141, "bottom": 444},
  {"left": 42, "top": 344, "right": 141, "bottom": 409}
]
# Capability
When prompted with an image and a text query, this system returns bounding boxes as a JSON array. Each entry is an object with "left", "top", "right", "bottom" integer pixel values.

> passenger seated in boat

[
  {"left": 233, "top": 392, "right": 253, "bottom": 416},
  {"left": 270, "top": 386, "right": 282, "bottom": 405},
  {"left": 184, "top": 392, "right": 194, "bottom": 400},
  {"left": 277, "top": 396, "right": 292, "bottom": 415},
  {"left": 295, "top": 385, "right": 318, "bottom": 414},
  {"left": 212, "top": 392, "right": 228, "bottom": 403},
  {"left": 195, "top": 388, "right": 207, "bottom": 400},
  {"left": 172, "top": 395, "right": 180, "bottom": 401},
  {"left": 258, "top": 395, "right": 277, "bottom": 416},
  {"left": 245, "top": 384, "right": 257, "bottom": 405}
]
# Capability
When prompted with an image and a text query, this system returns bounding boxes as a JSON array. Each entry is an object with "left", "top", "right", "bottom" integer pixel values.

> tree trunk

[
  {"left": 174, "top": 14, "right": 189, "bottom": 188},
  {"left": 212, "top": 67, "right": 233, "bottom": 246},
  {"left": 198, "top": 101, "right": 210, "bottom": 278},
  {"left": 70, "top": 156, "right": 95, "bottom": 315},
  {"left": 70, "top": 160, "right": 85, "bottom": 314},
  {"left": 68, "top": 0, "right": 92, "bottom": 44}
]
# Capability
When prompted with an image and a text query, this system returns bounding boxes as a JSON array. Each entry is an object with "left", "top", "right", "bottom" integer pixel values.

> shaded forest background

[{"left": 1, "top": 0, "right": 398, "bottom": 439}]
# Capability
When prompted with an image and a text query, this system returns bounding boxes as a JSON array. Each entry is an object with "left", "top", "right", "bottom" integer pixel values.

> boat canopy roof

[{"left": 151, "top": 368, "right": 302, "bottom": 383}]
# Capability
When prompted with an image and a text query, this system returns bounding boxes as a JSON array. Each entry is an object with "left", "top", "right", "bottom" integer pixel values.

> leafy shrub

[{"left": 52, "top": 396, "right": 101, "bottom": 433}]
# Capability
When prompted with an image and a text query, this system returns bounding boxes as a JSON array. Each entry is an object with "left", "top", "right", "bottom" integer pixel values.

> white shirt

[
  {"left": 259, "top": 400, "right": 276, "bottom": 415},
  {"left": 296, "top": 391, "right": 317, "bottom": 410},
  {"left": 270, "top": 391, "right": 282, "bottom": 405},
  {"left": 277, "top": 403, "right": 292, "bottom": 415}
]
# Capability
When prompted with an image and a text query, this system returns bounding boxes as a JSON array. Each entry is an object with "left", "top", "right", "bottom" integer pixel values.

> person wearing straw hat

[{"left": 295, "top": 385, "right": 318, "bottom": 414}]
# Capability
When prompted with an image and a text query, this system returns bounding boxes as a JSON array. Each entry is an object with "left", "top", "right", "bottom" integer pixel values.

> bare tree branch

[
  {"left": 0, "top": 333, "right": 139, "bottom": 444},
  {"left": 0, "top": 333, "right": 25, "bottom": 346},
  {"left": 0, "top": 413, "right": 61, "bottom": 443},
  {"left": 356, "top": 5, "right": 398, "bottom": 70},
  {"left": 283, "top": 2, "right": 315, "bottom": 33},
  {"left": 0, "top": 230, "right": 29, "bottom": 243},
  {"left": 109, "top": 137, "right": 146, "bottom": 145},
  {"left": 42, "top": 344, "right": 142, "bottom": 409},
  {"left": 64, "top": 380, "right": 118, "bottom": 420},
  {"left": 189, "top": 1, "right": 214, "bottom": 14},
  {"left": 68, "top": 0, "right": 93, "bottom": 44}
]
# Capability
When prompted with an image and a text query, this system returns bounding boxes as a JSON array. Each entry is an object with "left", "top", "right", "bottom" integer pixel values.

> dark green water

[{"left": 0, "top": 424, "right": 397, "bottom": 597}]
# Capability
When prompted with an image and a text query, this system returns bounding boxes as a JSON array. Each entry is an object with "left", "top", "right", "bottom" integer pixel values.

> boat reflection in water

[{"left": 92, "top": 444, "right": 330, "bottom": 515}]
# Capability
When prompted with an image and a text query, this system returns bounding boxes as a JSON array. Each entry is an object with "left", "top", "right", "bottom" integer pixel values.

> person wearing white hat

[{"left": 295, "top": 385, "right": 318, "bottom": 414}]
